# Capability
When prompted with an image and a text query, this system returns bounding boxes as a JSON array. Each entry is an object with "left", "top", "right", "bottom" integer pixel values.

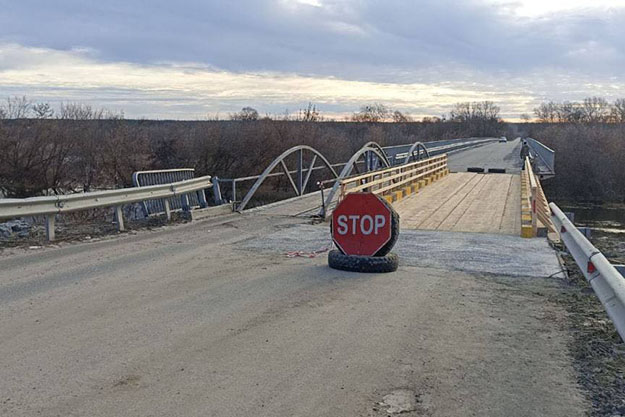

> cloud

[
  {"left": 1, "top": 0, "right": 625, "bottom": 119},
  {"left": 3, "top": 0, "right": 625, "bottom": 79},
  {"left": 0, "top": 43, "right": 536, "bottom": 119}
]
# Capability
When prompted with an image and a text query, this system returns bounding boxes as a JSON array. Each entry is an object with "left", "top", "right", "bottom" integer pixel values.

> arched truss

[
  {"left": 320, "top": 145, "right": 391, "bottom": 216},
  {"left": 237, "top": 145, "right": 338, "bottom": 212},
  {"left": 360, "top": 141, "right": 391, "bottom": 168},
  {"left": 403, "top": 141, "right": 430, "bottom": 164}
]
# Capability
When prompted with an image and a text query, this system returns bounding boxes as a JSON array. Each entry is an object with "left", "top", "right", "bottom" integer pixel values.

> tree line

[
  {"left": 5, "top": 95, "right": 623, "bottom": 204},
  {"left": 0, "top": 98, "right": 505, "bottom": 199},
  {"left": 532, "top": 97, "right": 625, "bottom": 123}
]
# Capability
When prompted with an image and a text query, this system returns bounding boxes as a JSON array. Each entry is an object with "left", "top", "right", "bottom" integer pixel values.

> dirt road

[{"left": 0, "top": 212, "right": 588, "bottom": 416}]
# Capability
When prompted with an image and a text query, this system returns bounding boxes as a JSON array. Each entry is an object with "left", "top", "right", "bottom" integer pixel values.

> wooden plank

[
  {"left": 499, "top": 175, "right": 521, "bottom": 234},
  {"left": 409, "top": 173, "right": 483, "bottom": 230},
  {"left": 435, "top": 174, "right": 491, "bottom": 231},
  {"left": 452, "top": 174, "right": 514, "bottom": 233},
  {"left": 394, "top": 173, "right": 478, "bottom": 230}
]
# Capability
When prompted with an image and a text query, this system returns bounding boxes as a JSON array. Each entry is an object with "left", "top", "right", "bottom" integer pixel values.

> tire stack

[{"left": 328, "top": 200, "right": 400, "bottom": 273}]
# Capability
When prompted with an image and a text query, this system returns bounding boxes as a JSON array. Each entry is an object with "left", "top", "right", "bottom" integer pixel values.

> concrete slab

[{"left": 240, "top": 224, "right": 563, "bottom": 279}]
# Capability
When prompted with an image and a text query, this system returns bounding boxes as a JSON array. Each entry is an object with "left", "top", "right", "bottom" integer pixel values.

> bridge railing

[
  {"left": 521, "top": 157, "right": 555, "bottom": 238},
  {"left": 0, "top": 176, "right": 213, "bottom": 241},
  {"left": 219, "top": 137, "right": 497, "bottom": 212},
  {"left": 132, "top": 168, "right": 208, "bottom": 217},
  {"left": 216, "top": 161, "right": 349, "bottom": 205},
  {"left": 526, "top": 137, "right": 555, "bottom": 178},
  {"left": 383, "top": 137, "right": 497, "bottom": 165},
  {"left": 337, "top": 154, "right": 448, "bottom": 203},
  {"left": 551, "top": 203, "right": 625, "bottom": 342}
]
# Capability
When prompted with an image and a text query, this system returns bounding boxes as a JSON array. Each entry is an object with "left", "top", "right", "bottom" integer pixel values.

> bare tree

[
  {"left": 611, "top": 98, "right": 625, "bottom": 123},
  {"left": 1, "top": 96, "right": 32, "bottom": 119},
  {"left": 60, "top": 103, "right": 99, "bottom": 120},
  {"left": 450, "top": 101, "right": 500, "bottom": 122},
  {"left": 555, "top": 101, "right": 583, "bottom": 123},
  {"left": 392, "top": 110, "right": 412, "bottom": 123},
  {"left": 520, "top": 113, "right": 532, "bottom": 123},
  {"left": 32, "top": 102, "right": 55, "bottom": 119},
  {"left": 296, "top": 103, "right": 322, "bottom": 122},
  {"left": 581, "top": 97, "right": 610, "bottom": 123},
  {"left": 534, "top": 101, "right": 559, "bottom": 123},
  {"left": 230, "top": 107, "right": 259, "bottom": 121},
  {"left": 351, "top": 103, "right": 389, "bottom": 122}
]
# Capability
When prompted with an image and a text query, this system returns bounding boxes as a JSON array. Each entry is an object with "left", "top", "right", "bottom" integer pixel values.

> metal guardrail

[
  {"left": 132, "top": 168, "right": 208, "bottom": 216},
  {"left": 0, "top": 176, "right": 212, "bottom": 241},
  {"left": 526, "top": 138, "right": 555, "bottom": 178},
  {"left": 383, "top": 137, "right": 497, "bottom": 165},
  {"left": 551, "top": 203, "right": 625, "bottom": 342}
]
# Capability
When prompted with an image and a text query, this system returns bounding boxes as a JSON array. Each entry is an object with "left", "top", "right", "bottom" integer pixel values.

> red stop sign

[{"left": 332, "top": 193, "right": 392, "bottom": 256}]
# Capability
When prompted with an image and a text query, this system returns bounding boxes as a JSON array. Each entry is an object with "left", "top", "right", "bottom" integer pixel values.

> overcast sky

[{"left": 1, "top": 0, "right": 624, "bottom": 120}]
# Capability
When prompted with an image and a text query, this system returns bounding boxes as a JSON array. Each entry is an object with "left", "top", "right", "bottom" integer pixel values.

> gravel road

[{"left": 0, "top": 213, "right": 588, "bottom": 416}]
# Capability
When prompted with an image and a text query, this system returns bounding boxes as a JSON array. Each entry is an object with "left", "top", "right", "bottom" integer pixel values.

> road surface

[
  {"left": 447, "top": 138, "right": 522, "bottom": 173},
  {"left": 0, "top": 211, "right": 588, "bottom": 416}
]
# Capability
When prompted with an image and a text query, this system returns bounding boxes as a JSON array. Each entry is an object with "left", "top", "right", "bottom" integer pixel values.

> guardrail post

[
  {"left": 197, "top": 189, "right": 208, "bottom": 208},
  {"left": 212, "top": 176, "right": 223, "bottom": 205},
  {"left": 114, "top": 205, "right": 125, "bottom": 231},
  {"left": 45, "top": 214, "right": 55, "bottom": 241},
  {"left": 163, "top": 199, "right": 172, "bottom": 221},
  {"left": 181, "top": 194, "right": 190, "bottom": 212}
]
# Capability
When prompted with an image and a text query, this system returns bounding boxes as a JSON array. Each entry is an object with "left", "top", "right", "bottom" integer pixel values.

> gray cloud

[
  {"left": 2, "top": 0, "right": 625, "bottom": 81},
  {"left": 1, "top": 0, "right": 625, "bottom": 119}
]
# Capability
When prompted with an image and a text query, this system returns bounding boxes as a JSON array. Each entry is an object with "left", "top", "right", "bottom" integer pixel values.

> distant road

[{"left": 447, "top": 138, "right": 523, "bottom": 173}]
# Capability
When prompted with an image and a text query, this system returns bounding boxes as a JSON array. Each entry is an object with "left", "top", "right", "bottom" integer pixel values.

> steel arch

[
  {"left": 237, "top": 145, "right": 338, "bottom": 212},
  {"left": 403, "top": 141, "right": 430, "bottom": 164},
  {"left": 360, "top": 141, "right": 391, "bottom": 168},
  {"left": 320, "top": 145, "right": 391, "bottom": 217}
]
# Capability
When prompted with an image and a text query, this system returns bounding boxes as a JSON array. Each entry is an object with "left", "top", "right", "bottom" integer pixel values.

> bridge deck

[
  {"left": 247, "top": 191, "right": 324, "bottom": 217},
  {"left": 394, "top": 172, "right": 521, "bottom": 235}
]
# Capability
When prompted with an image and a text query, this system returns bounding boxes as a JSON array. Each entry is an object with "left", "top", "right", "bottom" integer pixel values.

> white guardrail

[
  {"left": 551, "top": 203, "right": 625, "bottom": 342},
  {"left": 0, "top": 176, "right": 213, "bottom": 241}
]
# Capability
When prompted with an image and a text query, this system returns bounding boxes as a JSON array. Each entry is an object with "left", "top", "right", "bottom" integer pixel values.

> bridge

[{"left": 1, "top": 137, "right": 623, "bottom": 416}]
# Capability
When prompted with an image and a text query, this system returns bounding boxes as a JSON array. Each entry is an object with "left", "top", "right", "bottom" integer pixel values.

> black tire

[
  {"left": 373, "top": 198, "right": 400, "bottom": 257},
  {"left": 328, "top": 250, "right": 399, "bottom": 273}
]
